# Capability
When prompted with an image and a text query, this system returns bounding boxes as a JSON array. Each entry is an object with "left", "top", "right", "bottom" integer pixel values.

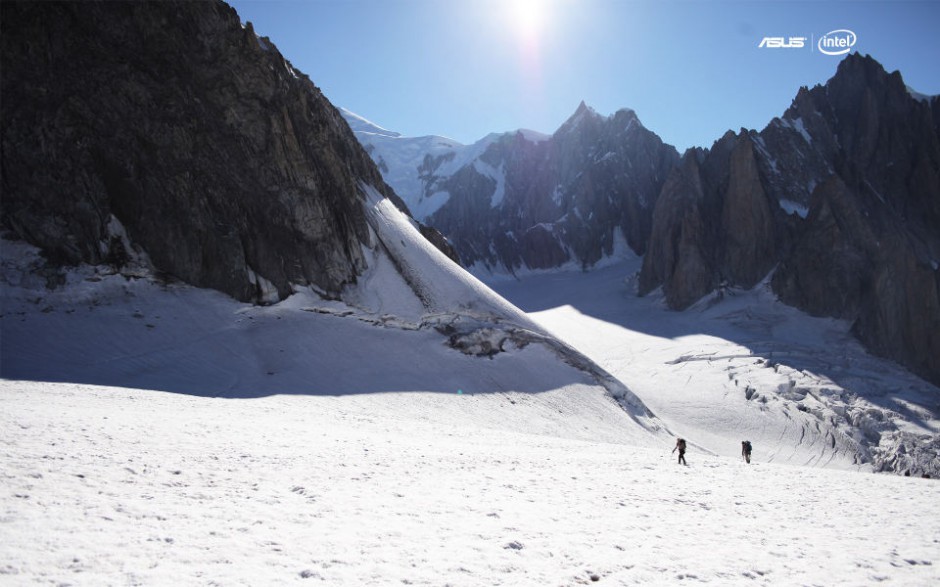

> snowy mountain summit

[
  {"left": 339, "top": 107, "right": 402, "bottom": 138},
  {"left": 343, "top": 100, "right": 679, "bottom": 275}
]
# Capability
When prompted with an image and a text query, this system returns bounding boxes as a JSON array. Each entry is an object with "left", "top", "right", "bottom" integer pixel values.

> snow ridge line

[
  {"left": 302, "top": 301, "right": 664, "bottom": 432},
  {"left": 512, "top": 327, "right": 661, "bottom": 424},
  {"left": 358, "top": 183, "right": 665, "bottom": 432}
]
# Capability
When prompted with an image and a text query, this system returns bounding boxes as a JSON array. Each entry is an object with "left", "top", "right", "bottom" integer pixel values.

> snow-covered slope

[
  {"left": 491, "top": 259, "right": 940, "bottom": 476},
  {"left": 341, "top": 110, "right": 507, "bottom": 220},
  {"left": 3, "top": 379, "right": 939, "bottom": 585},
  {"left": 3, "top": 184, "right": 939, "bottom": 586},
  {"left": 339, "top": 107, "right": 402, "bottom": 138},
  {"left": 0, "top": 178, "right": 662, "bottom": 442}
]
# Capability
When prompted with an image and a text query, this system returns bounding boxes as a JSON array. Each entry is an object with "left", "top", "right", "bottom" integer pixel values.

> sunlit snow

[{"left": 2, "top": 191, "right": 939, "bottom": 584}]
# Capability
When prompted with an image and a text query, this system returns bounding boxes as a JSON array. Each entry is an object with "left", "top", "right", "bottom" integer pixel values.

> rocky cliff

[
  {"left": 640, "top": 54, "right": 940, "bottom": 384},
  {"left": 639, "top": 130, "right": 780, "bottom": 307},
  {"left": 1, "top": 0, "right": 408, "bottom": 303}
]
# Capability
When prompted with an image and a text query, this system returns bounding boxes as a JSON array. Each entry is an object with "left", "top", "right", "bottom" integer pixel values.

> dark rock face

[
  {"left": 771, "top": 176, "right": 879, "bottom": 319},
  {"left": 640, "top": 131, "right": 781, "bottom": 308},
  {"left": 417, "top": 224, "right": 460, "bottom": 265},
  {"left": 1, "top": 1, "right": 400, "bottom": 303},
  {"left": 639, "top": 151, "right": 716, "bottom": 309},
  {"left": 719, "top": 135, "right": 777, "bottom": 287},
  {"left": 424, "top": 103, "right": 679, "bottom": 273},
  {"left": 641, "top": 54, "right": 940, "bottom": 384}
]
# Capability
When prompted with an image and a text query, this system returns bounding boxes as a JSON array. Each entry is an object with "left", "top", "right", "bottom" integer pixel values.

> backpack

[
  {"left": 743, "top": 441, "right": 752, "bottom": 452},
  {"left": 677, "top": 438, "right": 686, "bottom": 450}
]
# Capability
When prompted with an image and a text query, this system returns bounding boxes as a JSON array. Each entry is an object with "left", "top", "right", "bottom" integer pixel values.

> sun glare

[{"left": 510, "top": 0, "right": 547, "bottom": 41}]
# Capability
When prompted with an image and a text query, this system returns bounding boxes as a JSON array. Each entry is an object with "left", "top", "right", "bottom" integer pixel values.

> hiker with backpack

[
  {"left": 672, "top": 437, "right": 687, "bottom": 465},
  {"left": 742, "top": 440, "right": 752, "bottom": 464}
]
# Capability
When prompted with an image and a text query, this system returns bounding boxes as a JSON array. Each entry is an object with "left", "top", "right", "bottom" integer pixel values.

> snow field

[
  {"left": 491, "top": 260, "right": 940, "bottom": 474},
  {"left": 2, "top": 380, "right": 938, "bottom": 586},
  {"left": 0, "top": 272, "right": 655, "bottom": 449},
  {"left": 3, "top": 190, "right": 940, "bottom": 586}
]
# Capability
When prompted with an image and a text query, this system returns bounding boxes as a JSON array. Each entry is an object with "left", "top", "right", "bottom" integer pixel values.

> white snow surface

[
  {"left": 491, "top": 261, "right": 940, "bottom": 473},
  {"left": 352, "top": 131, "right": 464, "bottom": 219},
  {"left": 472, "top": 160, "right": 506, "bottom": 208},
  {"left": 779, "top": 116, "right": 813, "bottom": 144},
  {"left": 0, "top": 190, "right": 654, "bottom": 416},
  {"left": 3, "top": 200, "right": 940, "bottom": 584},
  {"left": 357, "top": 183, "right": 533, "bottom": 324},
  {"left": 339, "top": 107, "right": 401, "bottom": 138},
  {"left": 2, "top": 378, "right": 938, "bottom": 585}
]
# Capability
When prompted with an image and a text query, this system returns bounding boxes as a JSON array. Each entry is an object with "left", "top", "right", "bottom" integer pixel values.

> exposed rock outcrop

[
  {"left": 640, "top": 130, "right": 781, "bottom": 308},
  {"left": 638, "top": 151, "right": 715, "bottom": 309},
  {"left": 418, "top": 224, "right": 460, "bottom": 265},
  {"left": 1, "top": 1, "right": 404, "bottom": 303},
  {"left": 640, "top": 54, "right": 940, "bottom": 384}
]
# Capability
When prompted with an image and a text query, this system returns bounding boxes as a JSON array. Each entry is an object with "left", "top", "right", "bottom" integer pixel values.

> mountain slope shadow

[
  {"left": 491, "top": 259, "right": 940, "bottom": 416},
  {"left": 0, "top": 262, "right": 609, "bottom": 399},
  {"left": 490, "top": 261, "right": 940, "bottom": 446}
]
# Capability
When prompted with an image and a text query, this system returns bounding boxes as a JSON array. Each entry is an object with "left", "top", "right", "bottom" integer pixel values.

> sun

[{"left": 510, "top": 0, "right": 547, "bottom": 41}]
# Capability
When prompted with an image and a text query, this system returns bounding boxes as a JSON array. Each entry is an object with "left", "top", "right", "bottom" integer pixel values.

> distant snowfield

[{"left": 491, "top": 260, "right": 940, "bottom": 474}]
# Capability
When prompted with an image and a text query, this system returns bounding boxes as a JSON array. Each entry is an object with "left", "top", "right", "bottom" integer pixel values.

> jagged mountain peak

[
  {"left": 905, "top": 85, "right": 936, "bottom": 103},
  {"left": 574, "top": 99, "right": 594, "bottom": 115},
  {"left": 821, "top": 52, "right": 922, "bottom": 113},
  {"left": 779, "top": 54, "right": 923, "bottom": 124},
  {"left": 640, "top": 51, "right": 940, "bottom": 386},
  {"left": 612, "top": 106, "right": 638, "bottom": 120},
  {"left": 835, "top": 53, "right": 909, "bottom": 93},
  {"left": 709, "top": 128, "right": 739, "bottom": 150},
  {"left": 513, "top": 128, "right": 551, "bottom": 143},
  {"left": 555, "top": 100, "right": 604, "bottom": 135},
  {"left": 553, "top": 102, "right": 658, "bottom": 142},
  {"left": 832, "top": 52, "right": 890, "bottom": 83}
]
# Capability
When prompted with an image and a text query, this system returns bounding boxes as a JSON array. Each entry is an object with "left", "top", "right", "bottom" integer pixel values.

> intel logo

[{"left": 818, "top": 29, "right": 857, "bottom": 55}]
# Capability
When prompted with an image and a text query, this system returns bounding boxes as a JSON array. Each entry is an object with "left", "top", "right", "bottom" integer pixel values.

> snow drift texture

[{"left": 3, "top": 379, "right": 939, "bottom": 585}]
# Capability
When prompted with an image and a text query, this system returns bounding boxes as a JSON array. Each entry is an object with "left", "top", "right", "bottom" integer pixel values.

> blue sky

[{"left": 228, "top": 0, "right": 940, "bottom": 151}]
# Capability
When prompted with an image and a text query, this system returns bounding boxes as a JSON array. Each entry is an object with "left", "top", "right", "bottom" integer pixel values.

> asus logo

[{"left": 759, "top": 36, "right": 807, "bottom": 49}]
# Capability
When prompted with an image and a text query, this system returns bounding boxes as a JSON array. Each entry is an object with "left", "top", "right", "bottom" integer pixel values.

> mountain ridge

[
  {"left": 640, "top": 53, "right": 940, "bottom": 385},
  {"left": 347, "top": 53, "right": 939, "bottom": 386},
  {"left": 345, "top": 100, "right": 679, "bottom": 274}
]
